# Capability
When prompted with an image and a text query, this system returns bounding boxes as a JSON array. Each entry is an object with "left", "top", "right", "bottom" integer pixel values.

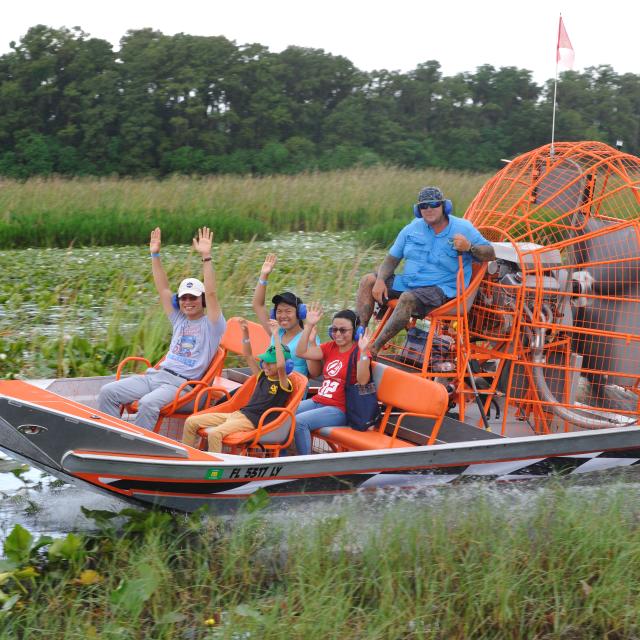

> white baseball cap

[{"left": 177, "top": 278, "right": 205, "bottom": 298}]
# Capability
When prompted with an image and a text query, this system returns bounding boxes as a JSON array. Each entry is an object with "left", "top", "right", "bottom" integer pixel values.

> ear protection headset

[
  {"left": 328, "top": 326, "right": 365, "bottom": 340},
  {"left": 270, "top": 297, "right": 307, "bottom": 320},
  {"left": 413, "top": 199, "right": 453, "bottom": 219},
  {"left": 328, "top": 312, "right": 365, "bottom": 341},
  {"left": 259, "top": 349, "right": 295, "bottom": 375},
  {"left": 172, "top": 294, "right": 206, "bottom": 310}
]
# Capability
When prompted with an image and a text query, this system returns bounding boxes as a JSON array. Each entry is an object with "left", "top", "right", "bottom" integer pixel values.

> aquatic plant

[
  {"left": 0, "top": 234, "right": 382, "bottom": 378},
  {"left": 1, "top": 482, "right": 640, "bottom": 638}
]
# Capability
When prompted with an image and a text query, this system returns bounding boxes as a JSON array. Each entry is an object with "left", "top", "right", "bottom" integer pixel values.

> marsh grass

[
  {"left": 2, "top": 482, "right": 640, "bottom": 639},
  {"left": 0, "top": 168, "right": 488, "bottom": 248}
]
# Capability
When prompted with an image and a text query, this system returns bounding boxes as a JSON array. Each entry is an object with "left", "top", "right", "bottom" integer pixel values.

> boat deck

[{"left": 29, "top": 371, "right": 549, "bottom": 448}]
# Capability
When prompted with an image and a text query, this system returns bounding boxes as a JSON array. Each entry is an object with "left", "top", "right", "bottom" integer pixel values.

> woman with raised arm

[
  {"left": 293, "top": 303, "right": 372, "bottom": 455},
  {"left": 252, "top": 253, "right": 322, "bottom": 378}
]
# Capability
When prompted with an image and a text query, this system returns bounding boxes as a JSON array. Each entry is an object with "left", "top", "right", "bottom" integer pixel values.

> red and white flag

[{"left": 556, "top": 16, "right": 575, "bottom": 69}]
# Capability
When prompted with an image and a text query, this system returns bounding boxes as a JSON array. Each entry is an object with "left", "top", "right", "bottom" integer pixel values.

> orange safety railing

[
  {"left": 371, "top": 142, "right": 640, "bottom": 436},
  {"left": 464, "top": 141, "right": 640, "bottom": 435}
]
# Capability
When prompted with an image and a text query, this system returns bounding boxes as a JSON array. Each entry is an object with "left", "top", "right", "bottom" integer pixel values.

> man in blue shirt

[{"left": 356, "top": 186, "right": 495, "bottom": 358}]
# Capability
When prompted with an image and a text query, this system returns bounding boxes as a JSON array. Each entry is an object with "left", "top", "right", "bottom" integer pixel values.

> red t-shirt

[{"left": 313, "top": 342, "right": 357, "bottom": 411}]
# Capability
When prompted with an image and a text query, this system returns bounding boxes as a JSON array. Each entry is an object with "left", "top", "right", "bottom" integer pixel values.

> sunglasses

[
  {"left": 417, "top": 201, "right": 443, "bottom": 210},
  {"left": 329, "top": 326, "right": 352, "bottom": 335}
]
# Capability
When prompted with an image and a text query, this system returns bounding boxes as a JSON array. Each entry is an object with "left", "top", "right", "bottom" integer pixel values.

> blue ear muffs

[
  {"left": 260, "top": 357, "right": 295, "bottom": 375},
  {"left": 173, "top": 293, "right": 205, "bottom": 310},
  {"left": 414, "top": 200, "right": 453, "bottom": 218},
  {"left": 328, "top": 324, "right": 365, "bottom": 340},
  {"left": 270, "top": 302, "right": 307, "bottom": 320}
]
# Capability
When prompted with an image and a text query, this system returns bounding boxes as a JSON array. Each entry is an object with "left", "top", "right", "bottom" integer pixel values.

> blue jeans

[{"left": 293, "top": 398, "right": 346, "bottom": 455}]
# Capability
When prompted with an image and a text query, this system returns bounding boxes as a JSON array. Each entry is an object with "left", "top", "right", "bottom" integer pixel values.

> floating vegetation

[{"left": 0, "top": 233, "right": 383, "bottom": 378}]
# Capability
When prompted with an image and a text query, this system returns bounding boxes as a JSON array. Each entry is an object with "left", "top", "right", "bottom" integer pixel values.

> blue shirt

[
  {"left": 389, "top": 216, "right": 490, "bottom": 298},
  {"left": 270, "top": 328, "right": 320, "bottom": 376}
]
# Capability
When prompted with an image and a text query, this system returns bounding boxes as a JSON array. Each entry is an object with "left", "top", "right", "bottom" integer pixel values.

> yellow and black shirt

[{"left": 240, "top": 371, "right": 293, "bottom": 427}]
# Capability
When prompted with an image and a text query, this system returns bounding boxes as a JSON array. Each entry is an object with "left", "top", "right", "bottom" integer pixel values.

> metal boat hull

[{"left": 2, "top": 379, "right": 640, "bottom": 513}]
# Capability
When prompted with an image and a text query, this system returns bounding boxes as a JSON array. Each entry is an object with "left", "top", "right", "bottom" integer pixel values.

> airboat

[{"left": 1, "top": 140, "right": 640, "bottom": 513}]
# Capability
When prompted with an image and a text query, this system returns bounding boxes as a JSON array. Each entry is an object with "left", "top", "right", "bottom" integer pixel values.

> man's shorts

[{"left": 380, "top": 275, "right": 451, "bottom": 318}]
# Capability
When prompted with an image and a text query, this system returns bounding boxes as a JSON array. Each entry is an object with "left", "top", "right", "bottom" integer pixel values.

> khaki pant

[{"left": 182, "top": 410, "right": 255, "bottom": 453}]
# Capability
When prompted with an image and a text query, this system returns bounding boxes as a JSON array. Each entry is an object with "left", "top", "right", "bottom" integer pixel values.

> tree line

[{"left": 1, "top": 25, "right": 639, "bottom": 178}]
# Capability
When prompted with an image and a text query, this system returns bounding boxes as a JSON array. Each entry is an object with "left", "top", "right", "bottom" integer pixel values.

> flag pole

[
  {"left": 550, "top": 15, "right": 561, "bottom": 158},
  {"left": 551, "top": 61, "right": 559, "bottom": 158},
  {"left": 551, "top": 14, "right": 574, "bottom": 159}
]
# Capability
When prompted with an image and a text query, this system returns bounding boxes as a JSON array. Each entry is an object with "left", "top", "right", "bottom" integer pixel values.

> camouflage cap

[{"left": 417, "top": 186, "right": 444, "bottom": 203}]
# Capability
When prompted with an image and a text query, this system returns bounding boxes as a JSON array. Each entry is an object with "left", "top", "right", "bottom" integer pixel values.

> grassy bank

[
  {"left": 1, "top": 481, "right": 640, "bottom": 638},
  {"left": 0, "top": 168, "right": 489, "bottom": 248}
]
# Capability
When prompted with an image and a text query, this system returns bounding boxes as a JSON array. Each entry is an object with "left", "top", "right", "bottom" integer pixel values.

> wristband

[
  {"left": 258, "top": 278, "right": 268, "bottom": 286},
  {"left": 360, "top": 355, "right": 370, "bottom": 361},
  {"left": 242, "top": 338, "right": 251, "bottom": 344},
  {"left": 202, "top": 257, "right": 212, "bottom": 262},
  {"left": 150, "top": 252, "right": 160, "bottom": 258}
]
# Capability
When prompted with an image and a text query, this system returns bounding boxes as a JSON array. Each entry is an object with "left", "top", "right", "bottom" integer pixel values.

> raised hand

[
  {"left": 306, "top": 302, "right": 323, "bottom": 326},
  {"left": 268, "top": 319, "right": 280, "bottom": 336},
  {"left": 261, "top": 253, "right": 277, "bottom": 276},
  {"left": 239, "top": 317, "right": 249, "bottom": 334},
  {"left": 358, "top": 326, "right": 372, "bottom": 353},
  {"left": 150, "top": 227, "right": 161, "bottom": 254},
  {"left": 193, "top": 227, "right": 213, "bottom": 257}
]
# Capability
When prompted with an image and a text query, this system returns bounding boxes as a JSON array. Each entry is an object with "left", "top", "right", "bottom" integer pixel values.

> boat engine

[{"left": 464, "top": 141, "right": 640, "bottom": 431}]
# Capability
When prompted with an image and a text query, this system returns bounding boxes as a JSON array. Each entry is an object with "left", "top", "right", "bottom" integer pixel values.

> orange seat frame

[
  {"left": 193, "top": 370, "right": 308, "bottom": 457},
  {"left": 115, "top": 348, "right": 226, "bottom": 433},
  {"left": 373, "top": 262, "right": 486, "bottom": 367},
  {"left": 370, "top": 260, "right": 489, "bottom": 424},
  {"left": 317, "top": 361, "right": 449, "bottom": 451},
  {"left": 115, "top": 317, "right": 271, "bottom": 433}
]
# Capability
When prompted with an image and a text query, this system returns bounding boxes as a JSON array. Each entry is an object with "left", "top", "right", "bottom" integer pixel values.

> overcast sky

[{"left": 1, "top": 0, "right": 636, "bottom": 86}]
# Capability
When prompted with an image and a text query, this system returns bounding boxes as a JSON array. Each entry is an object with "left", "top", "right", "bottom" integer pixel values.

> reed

[
  {"left": 2, "top": 481, "right": 640, "bottom": 638},
  {"left": 0, "top": 169, "right": 489, "bottom": 247}
]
